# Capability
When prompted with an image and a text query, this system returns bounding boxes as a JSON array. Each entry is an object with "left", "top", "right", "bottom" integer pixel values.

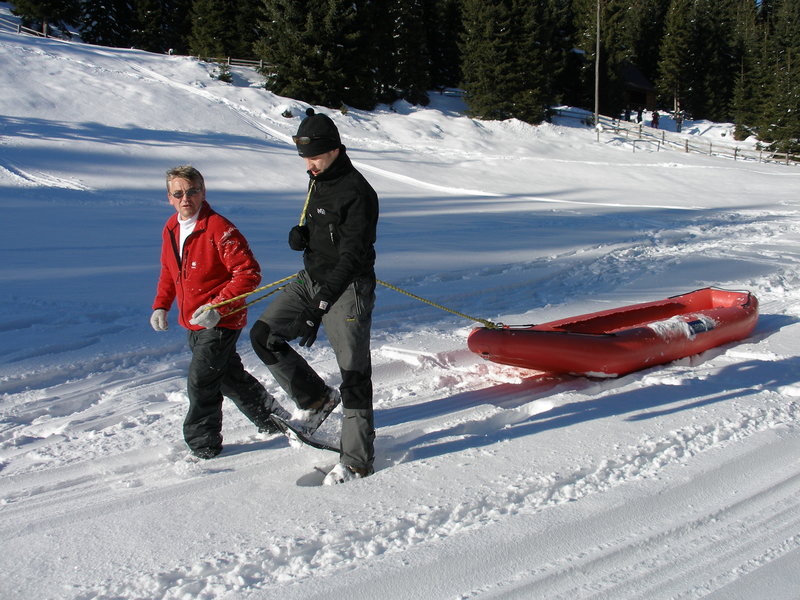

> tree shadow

[{"left": 0, "top": 114, "right": 284, "bottom": 151}]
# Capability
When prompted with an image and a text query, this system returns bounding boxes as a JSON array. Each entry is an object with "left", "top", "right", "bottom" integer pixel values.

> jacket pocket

[{"left": 351, "top": 276, "right": 376, "bottom": 318}]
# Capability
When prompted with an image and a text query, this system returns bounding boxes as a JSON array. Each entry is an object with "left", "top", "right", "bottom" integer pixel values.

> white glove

[
  {"left": 190, "top": 304, "right": 221, "bottom": 329},
  {"left": 150, "top": 309, "right": 168, "bottom": 331}
]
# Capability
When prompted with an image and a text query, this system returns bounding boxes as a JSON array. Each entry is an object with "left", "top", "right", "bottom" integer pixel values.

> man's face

[
  {"left": 168, "top": 177, "right": 204, "bottom": 220},
  {"left": 304, "top": 148, "right": 339, "bottom": 177}
]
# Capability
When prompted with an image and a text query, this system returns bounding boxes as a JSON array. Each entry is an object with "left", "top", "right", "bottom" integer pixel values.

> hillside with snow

[{"left": 2, "top": 9, "right": 800, "bottom": 600}]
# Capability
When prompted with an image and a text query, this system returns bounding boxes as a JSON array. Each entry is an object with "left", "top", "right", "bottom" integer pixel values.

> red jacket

[{"left": 153, "top": 202, "right": 261, "bottom": 331}]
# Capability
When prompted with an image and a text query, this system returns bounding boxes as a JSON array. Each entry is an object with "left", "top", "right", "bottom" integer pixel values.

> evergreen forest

[{"left": 10, "top": 0, "right": 800, "bottom": 152}]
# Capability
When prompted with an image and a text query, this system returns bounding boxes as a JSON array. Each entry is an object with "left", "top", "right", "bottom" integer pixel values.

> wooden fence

[
  {"left": 0, "top": 15, "right": 49, "bottom": 37},
  {"left": 553, "top": 107, "right": 798, "bottom": 166}
]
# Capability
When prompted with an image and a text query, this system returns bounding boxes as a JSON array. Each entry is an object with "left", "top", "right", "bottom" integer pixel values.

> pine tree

[
  {"left": 460, "top": 0, "right": 517, "bottom": 120},
  {"left": 131, "top": 0, "right": 191, "bottom": 54},
  {"left": 232, "top": 0, "right": 262, "bottom": 59},
  {"left": 189, "top": 0, "right": 237, "bottom": 59},
  {"left": 79, "top": 0, "right": 136, "bottom": 48},
  {"left": 570, "top": 0, "right": 599, "bottom": 110},
  {"left": 12, "top": 0, "right": 81, "bottom": 36},
  {"left": 318, "top": 0, "right": 371, "bottom": 108},
  {"left": 461, "top": 0, "right": 572, "bottom": 124},
  {"left": 130, "top": 0, "right": 162, "bottom": 52},
  {"left": 759, "top": 0, "right": 800, "bottom": 153},
  {"left": 343, "top": 1, "right": 383, "bottom": 109},
  {"left": 186, "top": 0, "right": 259, "bottom": 60},
  {"left": 254, "top": 0, "right": 310, "bottom": 99},
  {"left": 601, "top": 0, "right": 639, "bottom": 116},
  {"left": 369, "top": 2, "right": 397, "bottom": 103},
  {"left": 539, "top": 0, "right": 577, "bottom": 109},
  {"left": 628, "top": 0, "right": 669, "bottom": 84},
  {"left": 510, "top": 0, "right": 560, "bottom": 123},
  {"left": 254, "top": 0, "right": 377, "bottom": 109},
  {"left": 657, "top": 0, "right": 695, "bottom": 116},
  {"left": 731, "top": 0, "right": 762, "bottom": 139},
  {"left": 162, "top": 0, "right": 193, "bottom": 55},
  {"left": 757, "top": 0, "right": 780, "bottom": 23},
  {"left": 388, "top": 0, "right": 431, "bottom": 106},
  {"left": 308, "top": 0, "right": 377, "bottom": 109},
  {"left": 688, "top": 0, "right": 739, "bottom": 122},
  {"left": 426, "top": 0, "right": 463, "bottom": 89},
  {"left": 571, "top": 0, "right": 645, "bottom": 117}
]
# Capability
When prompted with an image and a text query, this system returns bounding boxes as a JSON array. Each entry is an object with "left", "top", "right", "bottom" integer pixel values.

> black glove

[
  {"left": 288, "top": 225, "right": 309, "bottom": 251},
  {"left": 293, "top": 297, "right": 330, "bottom": 347}
]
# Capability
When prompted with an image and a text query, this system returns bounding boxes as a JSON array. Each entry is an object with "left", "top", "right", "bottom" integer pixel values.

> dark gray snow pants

[{"left": 250, "top": 271, "right": 376, "bottom": 471}]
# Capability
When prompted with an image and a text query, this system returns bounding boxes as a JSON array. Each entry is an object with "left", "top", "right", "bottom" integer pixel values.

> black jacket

[{"left": 302, "top": 146, "right": 378, "bottom": 303}]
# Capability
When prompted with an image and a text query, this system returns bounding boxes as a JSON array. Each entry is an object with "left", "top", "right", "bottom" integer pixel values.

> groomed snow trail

[{"left": 4, "top": 202, "right": 800, "bottom": 599}]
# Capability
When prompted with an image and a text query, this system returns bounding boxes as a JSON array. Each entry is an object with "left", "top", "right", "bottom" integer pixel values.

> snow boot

[
  {"left": 323, "top": 462, "right": 372, "bottom": 485},
  {"left": 193, "top": 446, "right": 222, "bottom": 460}
]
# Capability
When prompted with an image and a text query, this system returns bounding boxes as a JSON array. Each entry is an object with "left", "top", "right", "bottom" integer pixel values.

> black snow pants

[{"left": 185, "top": 327, "right": 272, "bottom": 452}]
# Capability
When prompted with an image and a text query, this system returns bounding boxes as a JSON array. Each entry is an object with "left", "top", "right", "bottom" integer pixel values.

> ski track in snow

[
  {"left": 449, "top": 427, "right": 800, "bottom": 600},
  {"left": 0, "top": 159, "right": 89, "bottom": 190}
]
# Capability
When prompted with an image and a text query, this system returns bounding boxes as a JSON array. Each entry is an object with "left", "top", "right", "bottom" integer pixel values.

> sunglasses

[
  {"left": 170, "top": 188, "right": 201, "bottom": 200},
  {"left": 292, "top": 135, "right": 331, "bottom": 145}
]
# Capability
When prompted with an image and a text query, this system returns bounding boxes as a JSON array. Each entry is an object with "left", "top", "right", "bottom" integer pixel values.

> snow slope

[{"left": 2, "top": 13, "right": 800, "bottom": 600}]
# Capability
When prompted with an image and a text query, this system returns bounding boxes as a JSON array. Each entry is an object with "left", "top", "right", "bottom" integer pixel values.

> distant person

[
  {"left": 150, "top": 165, "right": 287, "bottom": 459},
  {"left": 651, "top": 110, "right": 659, "bottom": 129},
  {"left": 675, "top": 111, "right": 683, "bottom": 133},
  {"left": 637, "top": 108, "right": 643, "bottom": 123},
  {"left": 250, "top": 109, "right": 379, "bottom": 485}
]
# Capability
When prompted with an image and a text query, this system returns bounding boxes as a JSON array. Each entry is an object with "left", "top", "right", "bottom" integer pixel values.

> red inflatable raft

[{"left": 467, "top": 287, "right": 758, "bottom": 378}]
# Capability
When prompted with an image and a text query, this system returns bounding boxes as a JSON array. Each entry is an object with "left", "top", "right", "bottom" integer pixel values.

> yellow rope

[
  {"left": 298, "top": 180, "right": 315, "bottom": 226},
  {"left": 376, "top": 279, "right": 500, "bottom": 329},
  {"left": 202, "top": 273, "right": 498, "bottom": 328},
  {"left": 200, "top": 181, "right": 498, "bottom": 330},
  {"left": 223, "top": 283, "right": 289, "bottom": 316},
  {"left": 204, "top": 273, "right": 299, "bottom": 314}
]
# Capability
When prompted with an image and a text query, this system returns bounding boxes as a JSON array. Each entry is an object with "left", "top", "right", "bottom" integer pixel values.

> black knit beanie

[{"left": 294, "top": 109, "right": 341, "bottom": 157}]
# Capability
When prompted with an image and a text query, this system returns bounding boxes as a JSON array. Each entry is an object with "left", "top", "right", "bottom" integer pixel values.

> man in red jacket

[{"left": 151, "top": 165, "right": 287, "bottom": 459}]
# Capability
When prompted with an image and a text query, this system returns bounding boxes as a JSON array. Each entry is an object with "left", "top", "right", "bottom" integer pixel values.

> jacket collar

[
  {"left": 167, "top": 201, "right": 213, "bottom": 230},
  {"left": 309, "top": 145, "right": 353, "bottom": 182}
]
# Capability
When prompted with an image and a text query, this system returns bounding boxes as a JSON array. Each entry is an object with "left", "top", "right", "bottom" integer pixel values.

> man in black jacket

[{"left": 251, "top": 110, "right": 379, "bottom": 485}]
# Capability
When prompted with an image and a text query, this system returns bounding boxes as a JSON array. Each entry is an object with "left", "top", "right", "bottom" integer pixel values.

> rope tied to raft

[
  {"left": 194, "top": 191, "right": 501, "bottom": 326},
  {"left": 199, "top": 273, "right": 500, "bottom": 328},
  {"left": 201, "top": 273, "right": 297, "bottom": 317},
  {"left": 375, "top": 278, "right": 500, "bottom": 329}
]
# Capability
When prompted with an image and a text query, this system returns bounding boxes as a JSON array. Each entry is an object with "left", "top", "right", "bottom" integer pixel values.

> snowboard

[{"left": 270, "top": 414, "right": 340, "bottom": 453}]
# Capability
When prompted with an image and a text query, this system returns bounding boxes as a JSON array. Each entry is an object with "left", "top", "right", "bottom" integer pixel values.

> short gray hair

[{"left": 166, "top": 165, "right": 205, "bottom": 191}]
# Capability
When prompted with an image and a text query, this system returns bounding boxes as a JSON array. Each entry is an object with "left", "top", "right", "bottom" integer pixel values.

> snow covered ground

[{"left": 2, "top": 9, "right": 800, "bottom": 599}]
